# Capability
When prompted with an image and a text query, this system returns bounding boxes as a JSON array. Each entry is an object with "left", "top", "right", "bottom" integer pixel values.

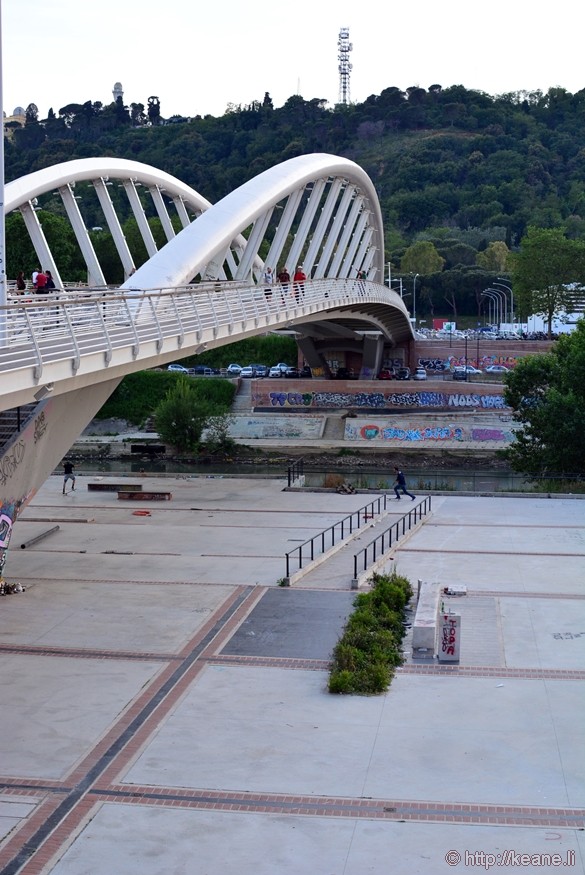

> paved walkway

[{"left": 0, "top": 476, "right": 583, "bottom": 874}]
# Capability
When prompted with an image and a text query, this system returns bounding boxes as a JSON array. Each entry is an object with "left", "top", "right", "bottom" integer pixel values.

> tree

[
  {"left": 154, "top": 377, "right": 215, "bottom": 453},
  {"left": 512, "top": 227, "right": 585, "bottom": 337},
  {"left": 147, "top": 96, "right": 161, "bottom": 126},
  {"left": 503, "top": 320, "right": 585, "bottom": 475},
  {"left": 400, "top": 241, "right": 445, "bottom": 275},
  {"left": 476, "top": 241, "right": 510, "bottom": 272}
]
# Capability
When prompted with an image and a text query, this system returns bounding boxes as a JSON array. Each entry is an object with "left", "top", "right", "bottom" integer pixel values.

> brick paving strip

[
  {"left": 0, "top": 585, "right": 261, "bottom": 875},
  {"left": 1, "top": 584, "right": 584, "bottom": 875}
]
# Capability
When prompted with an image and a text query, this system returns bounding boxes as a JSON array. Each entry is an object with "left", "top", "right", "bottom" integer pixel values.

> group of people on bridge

[{"left": 263, "top": 266, "right": 307, "bottom": 304}]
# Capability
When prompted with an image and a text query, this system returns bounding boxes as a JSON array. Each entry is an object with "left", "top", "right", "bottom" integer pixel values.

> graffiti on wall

[
  {"left": 266, "top": 389, "right": 507, "bottom": 410},
  {"left": 0, "top": 440, "right": 25, "bottom": 487},
  {"left": 346, "top": 421, "right": 515, "bottom": 444}
]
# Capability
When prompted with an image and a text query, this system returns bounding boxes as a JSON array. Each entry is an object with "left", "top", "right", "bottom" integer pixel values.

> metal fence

[
  {"left": 285, "top": 494, "right": 389, "bottom": 578},
  {"left": 353, "top": 496, "right": 432, "bottom": 580},
  {"left": 287, "top": 457, "right": 305, "bottom": 487}
]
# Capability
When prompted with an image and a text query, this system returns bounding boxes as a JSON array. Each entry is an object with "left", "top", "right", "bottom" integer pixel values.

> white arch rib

[
  {"left": 5, "top": 157, "right": 213, "bottom": 215},
  {"left": 121, "top": 154, "right": 385, "bottom": 290}
]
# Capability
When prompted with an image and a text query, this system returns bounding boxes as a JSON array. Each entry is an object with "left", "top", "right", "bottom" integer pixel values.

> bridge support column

[
  {"left": 359, "top": 335, "right": 384, "bottom": 380},
  {"left": 297, "top": 337, "right": 332, "bottom": 379}
]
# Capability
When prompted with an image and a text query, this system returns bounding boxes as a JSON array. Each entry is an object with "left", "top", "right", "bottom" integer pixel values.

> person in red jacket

[
  {"left": 35, "top": 270, "right": 48, "bottom": 293},
  {"left": 293, "top": 266, "right": 306, "bottom": 302}
]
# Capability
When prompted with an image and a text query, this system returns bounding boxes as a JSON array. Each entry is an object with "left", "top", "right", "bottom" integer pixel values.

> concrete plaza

[{"left": 0, "top": 476, "right": 583, "bottom": 874}]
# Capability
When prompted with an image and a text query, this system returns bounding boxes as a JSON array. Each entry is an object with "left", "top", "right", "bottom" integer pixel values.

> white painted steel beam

[
  {"left": 59, "top": 184, "right": 106, "bottom": 287},
  {"left": 93, "top": 178, "right": 135, "bottom": 279},
  {"left": 302, "top": 179, "right": 343, "bottom": 276},
  {"left": 123, "top": 180, "right": 157, "bottom": 258},
  {"left": 149, "top": 186, "right": 175, "bottom": 242},
  {"left": 313, "top": 183, "right": 355, "bottom": 279},
  {"left": 19, "top": 202, "right": 63, "bottom": 287},
  {"left": 286, "top": 179, "right": 326, "bottom": 272},
  {"left": 329, "top": 194, "right": 364, "bottom": 277}
]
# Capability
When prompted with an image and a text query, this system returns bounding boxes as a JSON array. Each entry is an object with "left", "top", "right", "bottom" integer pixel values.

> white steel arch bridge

[{"left": 0, "top": 153, "right": 413, "bottom": 577}]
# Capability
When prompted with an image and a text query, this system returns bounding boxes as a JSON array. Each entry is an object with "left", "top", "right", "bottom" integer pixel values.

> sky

[{"left": 2, "top": 0, "right": 583, "bottom": 121}]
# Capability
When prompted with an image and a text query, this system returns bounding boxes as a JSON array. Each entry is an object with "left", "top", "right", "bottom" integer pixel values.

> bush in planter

[{"left": 328, "top": 571, "right": 413, "bottom": 695}]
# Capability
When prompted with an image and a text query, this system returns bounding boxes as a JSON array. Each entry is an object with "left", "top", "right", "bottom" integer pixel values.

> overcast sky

[{"left": 2, "top": 0, "right": 583, "bottom": 120}]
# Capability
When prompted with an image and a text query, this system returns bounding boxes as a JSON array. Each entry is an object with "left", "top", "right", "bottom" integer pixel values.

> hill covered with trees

[{"left": 6, "top": 84, "right": 585, "bottom": 320}]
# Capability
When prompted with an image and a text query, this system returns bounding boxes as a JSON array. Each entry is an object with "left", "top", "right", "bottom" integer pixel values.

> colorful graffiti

[
  {"left": 358, "top": 424, "right": 464, "bottom": 442},
  {"left": 346, "top": 420, "right": 515, "bottom": 444},
  {"left": 266, "top": 389, "right": 507, "bottom": 411}
]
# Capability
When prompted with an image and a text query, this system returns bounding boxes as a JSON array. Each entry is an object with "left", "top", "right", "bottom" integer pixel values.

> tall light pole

[
  {"left": 494, "top": 280, "right": 514, "bottom": 325},
  {"left": 412, "top": 273, "right": 419, "bottom": 327},
  {"left": 481, "top": 290, "right": 500, "bottom": 327}
]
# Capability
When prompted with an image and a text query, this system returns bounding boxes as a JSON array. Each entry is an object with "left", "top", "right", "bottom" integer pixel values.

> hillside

[{"left": 6, "top": 84, "right": 585, "bottom": 319}]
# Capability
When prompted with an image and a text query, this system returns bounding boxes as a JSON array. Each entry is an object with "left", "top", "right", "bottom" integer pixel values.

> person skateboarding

[{"left": 393, "top": 466, "right": 415, "bottom": 500}]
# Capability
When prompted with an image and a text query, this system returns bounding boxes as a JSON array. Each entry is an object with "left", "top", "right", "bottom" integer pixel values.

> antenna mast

[{"left": 337, "top": 27, "right": 353, "bottom": 105}]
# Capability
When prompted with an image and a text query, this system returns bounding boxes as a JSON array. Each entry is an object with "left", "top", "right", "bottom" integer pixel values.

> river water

[{"left": 66, "top": 458, "right": 575, "bottom": 493}]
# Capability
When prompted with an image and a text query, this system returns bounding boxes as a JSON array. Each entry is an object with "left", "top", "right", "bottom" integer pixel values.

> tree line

[{"left": 5, "top": 83, "right": 585, "bottom": 321}]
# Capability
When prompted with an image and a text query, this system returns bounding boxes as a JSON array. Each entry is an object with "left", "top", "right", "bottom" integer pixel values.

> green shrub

[
  {"left": 329, "top": 570, "right": 413, "bottom": 696},
  {"left": 96, "top": 370, "right": 236, "bottom": 426}
]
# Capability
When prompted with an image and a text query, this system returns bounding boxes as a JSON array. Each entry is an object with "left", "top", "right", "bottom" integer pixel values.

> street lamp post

[
  {"left": 494, "top": 280, "right": 514, "bottom": 325},
  {"left": 481, "top": 290, "right": 500, "bottom": 328},
  {"left": 412, "top": 273, "right": 419, "bottom": 328}
]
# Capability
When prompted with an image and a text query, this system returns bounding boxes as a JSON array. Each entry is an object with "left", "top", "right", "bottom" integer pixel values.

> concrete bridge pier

[
  {"left": 359, "top": 334, "right": 385, "bottom": 379},
  {"left": 297, "top": 336, "right": 332, "bottom": 378}
]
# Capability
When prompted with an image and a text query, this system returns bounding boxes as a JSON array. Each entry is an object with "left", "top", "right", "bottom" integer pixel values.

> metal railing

[
  {"left": 0, "top": 278, "right": 409, "bottom": 392},
  {"left": 285, "top": 493, "right": 389, "bottom": 577},
  {"left": 287, "top": 457, "right": 305, "bottom": 487},
  {"left": 353, "top": 495, "right": 432, "bottom": 580}
]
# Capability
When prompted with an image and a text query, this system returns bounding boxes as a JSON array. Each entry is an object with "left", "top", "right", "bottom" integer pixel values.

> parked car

[
  {"left": 452, "top": 365, "right": 482, "bottom": 381},
  {"left": 251, "top": 364, "right": 268, "bottom": 377},
  {"left": 226, "top": 364, "right": 242, "bottom": 375},
  {"left": 167, "top": 364, "right": 189, "bottom": 373},
  {"left": 453, "top": 365, "right": 482, "bottom": 375},
  {"left": 377, "top": 369, "right": 395, "bottom": 380},
  {"left": 484, "top": 364, "right": 510, "bottom": 373},
  {"left": 300, "top": 365, "right": 312, "bottom": 378},
  {"left": 413, "top": 367, "right": 427, "bottom": 380},
  {"left": 268, "top": 365, "right": 284, "bottom": 377},
  {"left": 396, "top": 367, "right": 411, "bottom": 380},
  {"left": 239, "top": 366, "right": 255, "bottom": 378},
  {"left": 284, "top": 366, "right": 300, "bottom": 378}
]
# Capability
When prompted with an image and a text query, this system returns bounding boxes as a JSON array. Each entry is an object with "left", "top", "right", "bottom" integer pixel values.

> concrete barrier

[{"left": 412, "top": 580, "right": 442, "bottom": 653}]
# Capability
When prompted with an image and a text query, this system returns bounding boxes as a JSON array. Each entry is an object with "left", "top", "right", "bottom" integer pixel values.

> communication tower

[{"left": 337, "top": 27, "right": 353, "bottom": 105}]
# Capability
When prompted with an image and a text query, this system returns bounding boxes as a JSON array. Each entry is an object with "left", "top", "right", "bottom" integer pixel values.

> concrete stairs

[
  {"left": 322, "top": 415, "right": 346, "bottom": 440},
  {"left": 231, "top": 379, "right": 252, "bottom": 412}
]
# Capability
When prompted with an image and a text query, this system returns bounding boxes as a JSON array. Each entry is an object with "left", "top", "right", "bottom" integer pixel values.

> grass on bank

[
  {"left": 329, "top": 571, "right": 413, "bottom": 695},
  {"left": 95, "top": 371, "right": 236, "bottom": 427}
]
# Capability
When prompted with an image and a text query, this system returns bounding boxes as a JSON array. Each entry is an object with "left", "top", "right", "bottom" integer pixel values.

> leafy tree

[
  {"left": 476, "top": 241, "right": 510, "bottom": 272},
  {"left": 512, "top": 227, "right": 585, "bottom": 336},
  {"left": 154, "top": 377, "right": 215, "bottom": 453},
  {"left": 503, "top": 320, "right": 585, "bottom": 475},
  {"left": 400, "top": 240, "right": 445, "bottom": 274}
]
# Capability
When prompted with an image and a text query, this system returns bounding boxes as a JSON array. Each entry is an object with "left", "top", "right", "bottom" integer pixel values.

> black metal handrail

[
  {"left": 285, "top": 494, "right": 389, "bottom": 577},
  {"left": 353, "top": 496, "right": 432, "bottom": 580},
  {"left": 287, "top": 457, "right": 305, "bottom": 487}
]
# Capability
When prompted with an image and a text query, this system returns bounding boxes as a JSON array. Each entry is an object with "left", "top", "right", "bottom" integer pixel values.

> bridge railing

[{"left": 0, "top": 278, "right": 403, "bottom": 384}]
